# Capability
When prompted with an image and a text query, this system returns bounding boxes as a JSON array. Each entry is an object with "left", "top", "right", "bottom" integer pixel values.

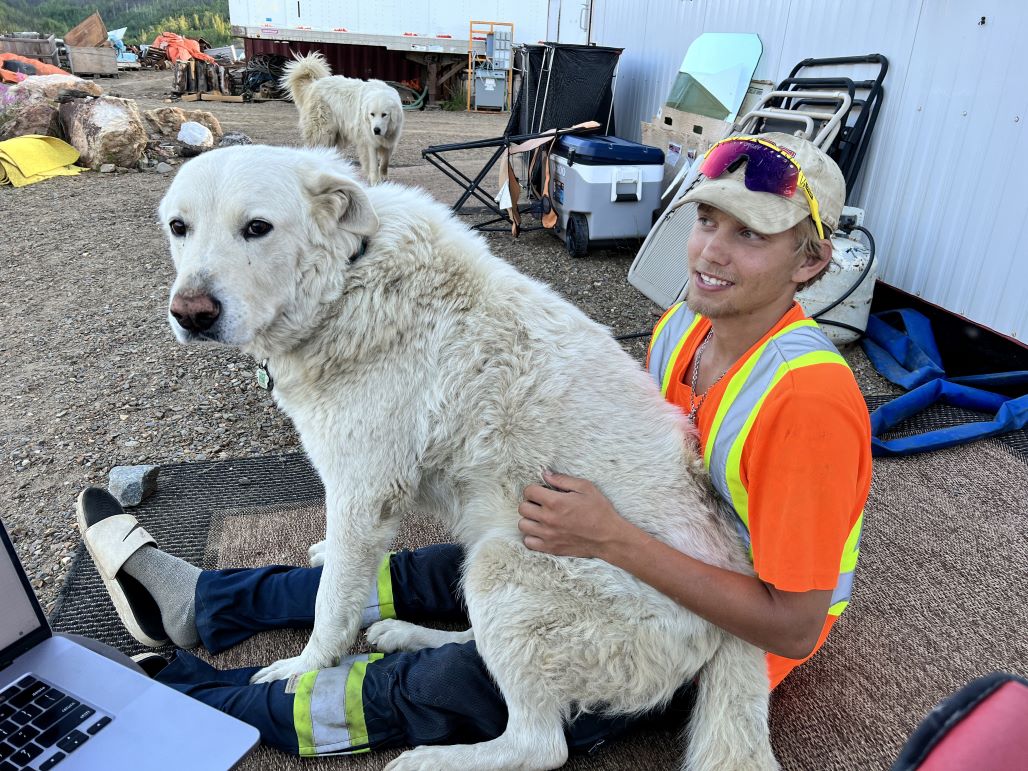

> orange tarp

[
  {"left": 0, "top": 54, "right": 71, "bottom": 84},
  {"left": 151, "top": 32, "right": 216, "bottom": 64}
]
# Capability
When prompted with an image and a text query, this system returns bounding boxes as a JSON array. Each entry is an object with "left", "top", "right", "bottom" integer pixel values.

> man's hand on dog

[{"left": 518, "top": 470, "right": 631, "bottom": 559}]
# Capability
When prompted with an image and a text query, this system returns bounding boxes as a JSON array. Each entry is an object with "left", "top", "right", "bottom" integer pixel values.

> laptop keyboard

[{"left": 0, "top": 675, "right": 111, "bottom": 770}]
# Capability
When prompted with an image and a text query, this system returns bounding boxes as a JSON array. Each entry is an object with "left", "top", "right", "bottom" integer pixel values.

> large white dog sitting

[
  {"left": 281, "top": 52, "right": 404, "bottom": 185},
  {"left": 159, "top": 144, "right": 778, "bottom": 771}
]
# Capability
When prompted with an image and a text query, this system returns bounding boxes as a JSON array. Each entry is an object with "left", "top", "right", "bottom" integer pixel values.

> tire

[{"left": 566, "top": 212, "right": 589, "bottom": 257}]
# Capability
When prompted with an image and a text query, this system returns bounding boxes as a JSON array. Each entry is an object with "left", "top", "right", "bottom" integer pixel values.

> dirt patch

[{"left": 1, "top": 70, "right": 663, "bottom": 614}]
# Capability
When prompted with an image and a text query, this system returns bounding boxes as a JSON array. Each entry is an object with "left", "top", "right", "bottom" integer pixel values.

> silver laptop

[{"left": 0, "top": 517, "right": 259, "bottom": 770}]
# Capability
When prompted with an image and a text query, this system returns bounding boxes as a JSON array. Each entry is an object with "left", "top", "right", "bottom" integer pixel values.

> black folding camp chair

[{"left": 422, "top": 42, "right": 623, "bottom": 234}]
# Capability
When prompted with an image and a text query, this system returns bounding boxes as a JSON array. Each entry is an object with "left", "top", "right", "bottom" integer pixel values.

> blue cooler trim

[{"left": 555, "top": 135, "right": 664, "bottom": 166}]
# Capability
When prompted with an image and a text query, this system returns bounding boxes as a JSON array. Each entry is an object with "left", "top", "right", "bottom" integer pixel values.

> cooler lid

[{"left": 554, "top": 135, "right": 664, "bottom": 165}]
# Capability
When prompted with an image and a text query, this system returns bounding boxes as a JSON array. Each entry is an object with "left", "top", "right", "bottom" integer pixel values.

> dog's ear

[{"left": 306, "top": 172, "right": 380, "bottom": 237}]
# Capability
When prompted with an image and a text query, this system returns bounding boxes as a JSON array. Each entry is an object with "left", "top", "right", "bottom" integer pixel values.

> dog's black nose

[
  {"left": 170, "top": 292, "right": 221, "bottom": 333},
  {"left": 373, "top": 127, "right": 381, "bottom": 135}
]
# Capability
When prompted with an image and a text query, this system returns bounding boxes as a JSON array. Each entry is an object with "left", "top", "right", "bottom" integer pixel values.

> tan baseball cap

[{"left": 681, "top": 132, "right": 846, "bottom": 236}]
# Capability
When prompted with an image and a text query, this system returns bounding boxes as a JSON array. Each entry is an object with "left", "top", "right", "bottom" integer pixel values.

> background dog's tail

[
  {"left": 280, "top": 52, "right": 331, "bottom": 110},
  {"left": 682, "top": 633, "right": 780, "bottom": 771}
]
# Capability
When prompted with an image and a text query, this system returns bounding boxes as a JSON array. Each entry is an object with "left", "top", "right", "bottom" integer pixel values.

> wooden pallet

[{"left": 179, "top": 92, "right": 245, "bottom": 103}]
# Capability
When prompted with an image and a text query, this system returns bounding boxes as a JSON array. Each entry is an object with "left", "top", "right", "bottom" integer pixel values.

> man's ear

[
  {"left": 793, "top": 238, "right": 832, "bottom": 284},
  {"left": 306, "top": 172, "right": 380, "bottom": 237}
]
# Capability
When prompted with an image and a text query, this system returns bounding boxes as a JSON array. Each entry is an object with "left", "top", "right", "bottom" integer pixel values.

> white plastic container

[{"left": 797, "top": 234, "right": 877, "bottom": 346}]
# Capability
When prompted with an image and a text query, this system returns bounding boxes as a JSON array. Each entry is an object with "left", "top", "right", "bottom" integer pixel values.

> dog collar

[{"left": 349, "top": 238, "right": 369, "bottom": 264}]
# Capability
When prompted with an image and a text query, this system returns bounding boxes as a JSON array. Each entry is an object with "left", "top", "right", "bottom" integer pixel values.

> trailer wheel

[{"left": 566, "top": 213, "right": 589, "bottom": 257}]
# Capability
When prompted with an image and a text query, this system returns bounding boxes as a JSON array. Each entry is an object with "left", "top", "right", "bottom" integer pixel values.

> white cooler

[{"left": 549, "top": 135, "right": 665, "bottom": 256}]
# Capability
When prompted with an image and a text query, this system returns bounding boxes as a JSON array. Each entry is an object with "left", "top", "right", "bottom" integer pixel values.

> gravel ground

[{"left": 0, "top": 70, "right": 670, "bottom": 615}]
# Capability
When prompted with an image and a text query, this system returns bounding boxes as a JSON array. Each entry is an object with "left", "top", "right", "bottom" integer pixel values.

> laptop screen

[{"left": 0, "top": 519, "right": 48, "bottom": 661}]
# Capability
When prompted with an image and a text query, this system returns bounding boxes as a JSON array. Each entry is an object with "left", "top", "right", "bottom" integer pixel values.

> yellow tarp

[{"left": 0, "top": 135, "right": 86, "bottom": 187}]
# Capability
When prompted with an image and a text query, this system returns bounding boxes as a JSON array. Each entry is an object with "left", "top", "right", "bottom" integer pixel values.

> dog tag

[{"left": 255, "top": 364, "right": 273, "bottom": 391}]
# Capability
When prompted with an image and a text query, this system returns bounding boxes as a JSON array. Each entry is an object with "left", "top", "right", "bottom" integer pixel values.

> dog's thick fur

[
  {"left": 281, "top": 52, "right": 403, "bottom": 185},
  {"left": 160, "top": 145, "right": 778, "bottom": 771}
]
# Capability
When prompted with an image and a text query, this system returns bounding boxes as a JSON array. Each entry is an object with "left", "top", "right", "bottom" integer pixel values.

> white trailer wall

[
  {"left": 230, "top": 0, "right": 548, "bottom": 45},
  {"left": 572, "top": 0, "right": 1028, "bottom": 343}
]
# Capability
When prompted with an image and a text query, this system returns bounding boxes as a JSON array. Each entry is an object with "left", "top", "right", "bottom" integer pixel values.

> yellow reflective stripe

[
  {"left": 293, "top": 669, "right": 320, "bottom": 757},
  {"left": 840, "top": 512, "right": 863, "bottom": 572},
  {"left": 828, "top": 600, "right": 849, "bottom": 616},
  {"left": 704, "top": 319, "right": 817, "bottom": 468},
  {"left": 647, "top": 301, "right": 685, "bottom": 357},
  {"left": 724, "top": 351, "right": 849, "bottom": 530},
  {"left": 660, "top": 314, "right": 702, "bottom": 396},
  {"left": 343, "top": 653, "right": 385, "bottom": 752},
  {"left": 376, "top": 552, "right": 396, "bottom": 620}
]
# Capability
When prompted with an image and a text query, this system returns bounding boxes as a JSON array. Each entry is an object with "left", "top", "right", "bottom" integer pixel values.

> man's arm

[{"left": 518, "top": 470, "right": 831, "bottom": 660}]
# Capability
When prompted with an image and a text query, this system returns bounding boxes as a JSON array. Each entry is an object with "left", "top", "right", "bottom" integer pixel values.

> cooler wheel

[{"left": 565, "top": 212, "right": 589, "bottom": 258}]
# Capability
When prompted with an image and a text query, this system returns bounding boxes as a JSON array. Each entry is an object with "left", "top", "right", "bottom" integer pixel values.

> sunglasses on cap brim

[{"left": 697, "top": 136, "right": 826, "bottom": 240}]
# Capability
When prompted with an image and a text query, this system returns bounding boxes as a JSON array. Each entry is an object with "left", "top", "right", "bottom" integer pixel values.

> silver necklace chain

[{"left": 688, "top": 328, "right": 729, "bottom": 424}]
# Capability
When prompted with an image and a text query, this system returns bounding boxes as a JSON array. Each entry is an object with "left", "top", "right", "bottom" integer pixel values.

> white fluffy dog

[
  {"left": 160, "top": 144, "right": 778, "bottom": 771},
  {"left": 281, "top": 52, "right": 404, "bottom": 185}
]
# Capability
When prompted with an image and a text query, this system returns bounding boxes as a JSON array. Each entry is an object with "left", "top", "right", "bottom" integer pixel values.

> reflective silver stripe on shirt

[
  {"left": 706, "top": 323, "right": 841, "bottom": 543},
  {"left": 647, "top": 302, "right": 697, "bottom": 390}
]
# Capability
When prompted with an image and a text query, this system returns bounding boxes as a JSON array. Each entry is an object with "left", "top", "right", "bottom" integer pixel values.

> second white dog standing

[{"left": 281, "top": 52, "right": 404, "bottom": 185}]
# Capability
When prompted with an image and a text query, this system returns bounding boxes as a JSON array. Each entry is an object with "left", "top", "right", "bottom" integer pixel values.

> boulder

[
  {"left": 59, "top": 95, "right": 147, "bottom": 169},
  {"left": 142, "top": 106, "right": 223, "bottom": 141},
  {"left": 0, "top": 90, "right": 60, "bottom": 140},
  {"left": 177, "top": 120, "right": 213, "bottom": 156},
  {"left": 10, "top": 74, "right": 102, "bottom": 101},
  {"left": 184, "top": 109, "right": 223, "bottom": 140},
  {"left": 1, "top": 75, "right": 105, "bottom": 140}
]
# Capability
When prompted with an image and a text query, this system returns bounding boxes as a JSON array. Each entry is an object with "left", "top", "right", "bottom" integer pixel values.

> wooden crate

[
  {"left": 65, "top": 12, "right": 109, "bottom": 48},
  {"left": 0, "top": 35, "right": 59, "bottom": 66},
  {"left": 66, "top": 46, "right": 118, "bottom": 76}
]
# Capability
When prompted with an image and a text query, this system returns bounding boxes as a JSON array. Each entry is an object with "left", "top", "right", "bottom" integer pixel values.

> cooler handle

[{"left": 611, "top": 167, "right": 642, "bottom": 203}]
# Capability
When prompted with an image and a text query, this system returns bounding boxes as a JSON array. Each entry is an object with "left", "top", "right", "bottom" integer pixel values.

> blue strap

[
  {"left": 862, "top": 310, "right": 1028, "bottom": 456},
  {"left": 861, "top": 311, "right": 945, "bottom": 389},
  {"left": 870, "top": 380, "right": 1028, "bottom": 456}
]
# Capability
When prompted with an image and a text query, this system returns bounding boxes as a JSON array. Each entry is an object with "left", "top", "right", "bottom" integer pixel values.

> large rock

[
  {"left": 59, "top": 95, "right": 147, "bottom": 169},
  {"left": 142, "top": 106, "right": 223, "bottom": 141},
  {"left": 185, "top": 109, "right": 223, "bottom": 141},
  {"left": 177, "top": 120, "right": 213, "bottom": 156},
  {"left": 10, "top": 74, "right": 103, "bottom": 101},
  {"left": 0, "top": 75, "right": 102, "bottom": 140},
  {"left": 0, "top": 89, "right": 60, "bottom": 140}
]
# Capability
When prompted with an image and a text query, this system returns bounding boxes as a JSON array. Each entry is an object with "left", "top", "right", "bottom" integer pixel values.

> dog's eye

[
  {"left": 243, "top": 220, "right": 273, "bottom": 239},
  {"left": 169, "top": 219, "right": 188, "bottom": 237}
]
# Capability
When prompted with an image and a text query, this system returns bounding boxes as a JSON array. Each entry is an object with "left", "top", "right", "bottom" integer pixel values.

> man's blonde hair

[{"left": 794, "top": 217, "right": 832, "bottom": 292}]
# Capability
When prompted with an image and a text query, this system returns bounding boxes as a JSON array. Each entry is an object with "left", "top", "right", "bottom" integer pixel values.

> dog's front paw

[
  {"left": 308, "top": 539, "right": 327, "bottom": 567},
  {"left": 366, "top": 619, "right": 419, "bottom": 653},
  {"left": 383, "top": 746, "right": 456, "bottom": 771},
  {"left": 250, "top": 654, "right": 327, "bottom": 684}
]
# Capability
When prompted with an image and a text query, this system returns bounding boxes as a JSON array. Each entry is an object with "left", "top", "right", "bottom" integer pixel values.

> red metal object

[{"left": 243, "top": 38, "right": 422, "bottom": 82}]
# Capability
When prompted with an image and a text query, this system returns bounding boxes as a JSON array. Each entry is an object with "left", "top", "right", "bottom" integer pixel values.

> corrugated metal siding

[
  {"left": 244, "top": 38, "right": 423, "bottom": 81},
  {"left": 573, "top": 0, "right": 1028, "bottom": 341}
]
